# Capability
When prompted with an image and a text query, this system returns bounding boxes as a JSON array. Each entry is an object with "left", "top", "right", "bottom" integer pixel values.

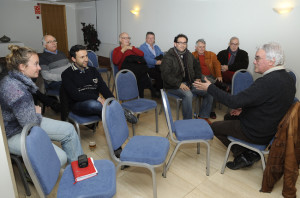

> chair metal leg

[
  {"left": 155, "top": 107, "right": 158, "bottom": 133},
  {"left": 163, "top": 143, "right": 181, "bottom": 178},
  {"left": 197, "top": 142, "right": 200, "bottom": 154},
  {"left": 204, "top": 141, "right": 210, "bottom": 176},
  {"left": 176, "top": 100, "right": 180, "bottom": 120},
  {"left": 260, "top": 153, "right": 266, "bottom": 171},
  {"left": 106, "top": 71, "right": 110, "bottom": 89},
  {"left": 221, "top": 142, "right": 234, "bottom": 174},
  {"left": 132, "top": 123, "right": 135, "bottom": 136},
  {"left": 11, "top": 155, "right": 31, "bottom": 196},
  {"left": 149, "top": 166, "right": 157, "bottom": 198},
  {"left": 74, "top": 123, "right": 81, "bottom": 140}
]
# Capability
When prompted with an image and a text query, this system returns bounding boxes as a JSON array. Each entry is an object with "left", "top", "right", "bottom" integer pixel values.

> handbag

[{"left": 123, "top": 108, "right": 138, "bottom": 124}]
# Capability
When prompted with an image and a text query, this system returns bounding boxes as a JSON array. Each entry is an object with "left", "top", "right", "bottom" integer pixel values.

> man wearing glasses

[
  {"left": 217, "top": 37, "right": 249, "bottom": 84},
  {"left": 160, "top": 34, "right": 213, "bottom": 123},
  {"left": 39, "top": 34, "right": 71, "bottom": 90},
  {"left": 113, "top": 32, "right": 152, "bottom": 98}
]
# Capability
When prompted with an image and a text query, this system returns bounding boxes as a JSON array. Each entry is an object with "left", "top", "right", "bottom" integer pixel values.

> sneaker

[{"left": 210, "top": 112, "right": 217, "bottom": 119}]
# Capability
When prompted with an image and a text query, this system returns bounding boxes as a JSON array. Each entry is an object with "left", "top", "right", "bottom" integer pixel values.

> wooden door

[{"left": 41, "top": 4, "right": 69, "bottom": 57}]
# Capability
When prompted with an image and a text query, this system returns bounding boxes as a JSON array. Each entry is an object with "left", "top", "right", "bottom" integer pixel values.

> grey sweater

[{"left": 0, "top": 71, "right": 42, "bottom": 138}]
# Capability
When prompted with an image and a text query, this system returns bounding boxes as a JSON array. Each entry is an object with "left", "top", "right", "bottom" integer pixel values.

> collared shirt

[
  {"left": 263, "top": 65, "right": 285, "bottom": 76},
  {"left": 146, "top": 43, "right": 156, "bottom": 57},
  {"left": 44, "top": 49, "right": 58, "bottom": 55},
  {"left": 71, "top": 63, "right": 89, "bottom": 73}
]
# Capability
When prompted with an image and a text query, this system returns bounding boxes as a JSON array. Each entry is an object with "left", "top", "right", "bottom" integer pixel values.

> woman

[{"left": 0, "top": 45, "right": 83, "bottom": 165}]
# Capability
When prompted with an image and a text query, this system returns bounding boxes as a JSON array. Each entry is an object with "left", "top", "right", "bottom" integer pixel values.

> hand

[
  {"left": 193, "top": 77, "right": 211, "bottom": 91},
  {"left": 97, "top": 97, "right": 105, "bottom": 105},
  {"left": 221, "top": 65, "right": 228, "bottom": 72},
  {"left": 217, "top": 77, "right": 223, "bottom": 82},
  {"left": 156, "top": 60, "right": 162, "bottom": 65},
  {"left": 35, "top": 105, "right": 41, "bottom": 114},
  {"left": 121, "top": 46, "right": 132, "bottom": 53},
  {"left": 180, "top": 83, "right": 190, "bottom": 91},
  {"left": 230, "top": 108, "right": 242, "bottom": 116}
]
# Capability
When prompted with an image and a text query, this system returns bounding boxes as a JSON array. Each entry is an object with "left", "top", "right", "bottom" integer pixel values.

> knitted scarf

[{"left": 228, "top": 47, "right": 238, "bottom": 66}]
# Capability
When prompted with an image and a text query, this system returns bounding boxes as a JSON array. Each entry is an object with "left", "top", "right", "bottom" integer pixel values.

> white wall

[{"left": 0, "top": 0, "right": 78, "bottom": 53}]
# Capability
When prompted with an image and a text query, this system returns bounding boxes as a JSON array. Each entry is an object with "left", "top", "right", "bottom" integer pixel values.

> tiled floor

[{"left": 14, "top": 89, "right": 299, "bottom": 198}]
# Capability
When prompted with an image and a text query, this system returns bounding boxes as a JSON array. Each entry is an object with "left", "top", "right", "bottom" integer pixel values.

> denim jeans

[
  {"left": 168, "top": 84, "right": 213, "bottom": 119},
  {"left": 7, "top": 117, "right": 83, "bottom": 165},
  {"left": 72, "top": 99, "right": 103, "bottom": 117}
]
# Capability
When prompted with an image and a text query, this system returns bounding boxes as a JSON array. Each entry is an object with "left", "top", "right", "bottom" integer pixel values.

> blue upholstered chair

[
  {"left": 115, "top": 69, "right": 158, "bottom": 135},
  {"left": 109, "top": 50, "right": 119, "bottom": 93},
  {"left": 20, "top": 124, "right": 116, "bottom": 198},
  {"left": 160, "top": 89, "right": 213, "bottom": 177},
  {"left": 102, "top": 98, "right": 170, "bottom": 198},
  {"left": 231, "top": 69, "right": 253, "bottom": 95},
  {"left": 87, "top": 50, "right": 110, "bottom": 87}
]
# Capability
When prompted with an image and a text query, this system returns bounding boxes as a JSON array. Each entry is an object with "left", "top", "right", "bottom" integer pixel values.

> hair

[
  {"left": 146, "top": 31, "right": 155, "bottom": 38},
  {"left": 229, "top": 36, "right": 239, "bottom": 43},
  {"left": 6, "top": 45, "right": 37, "bottom": 71},
  {"left": 69, "top": 45, "right": 87, "bottom": 58},
  {"left": 174, "top": 34, "right": 188, "bottom": 43},
  {"left": 257, "top": 42, "right": 284, "bottom": 66},
  {"left": 195, "top": 39, "right": 206, "bottom": 46}
]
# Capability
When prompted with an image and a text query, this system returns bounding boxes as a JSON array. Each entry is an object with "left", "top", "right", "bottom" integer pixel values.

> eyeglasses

[
  {"left": 121, "top": 37, "right": 131, "bottom": 40},
  {"left": 176, "top": 42, "right": 187, "bottom": 45},
  {"left": 46, "top": 40, "right": 57, "bottom": 44},
  {"left": 254, "top": 56, "right": 264, "bottom": 61},
  {"left": 230, "top": 42, "right": 239, "bottom": 46}
]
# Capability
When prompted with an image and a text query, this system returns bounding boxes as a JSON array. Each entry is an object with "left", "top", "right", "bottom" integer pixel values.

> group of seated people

[{"left": 0, "top": 31, "right": 295, "bottom": 177}]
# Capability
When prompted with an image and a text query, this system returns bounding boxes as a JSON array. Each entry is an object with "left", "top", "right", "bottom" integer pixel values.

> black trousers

[
  {"left": 148, "top": 67, "right": 163, "bottom": 92},
  {"left": 211, "top": 113, "right": 257, "bottom": 157}
]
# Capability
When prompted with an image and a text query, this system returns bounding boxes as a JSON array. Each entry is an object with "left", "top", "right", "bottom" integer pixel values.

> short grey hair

[
  {"left": 195, "top": 39, "right": 206, "bottom": 46},
  {"left": 257, "top": 42, "right": 284, "bottom": 66},
  {"left": 229, "top": 36, "right": 239, "bottom": 43},
  {"left": 42, "top": 35, "right": 55, "bottom": 47}
]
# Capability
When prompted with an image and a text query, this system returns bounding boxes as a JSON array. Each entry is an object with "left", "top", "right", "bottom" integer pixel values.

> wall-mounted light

[
  {"left": 130, "top": 8, "right": 140, "bottom": 15},
  {"left": 273, "top": 2, "right": 294, "bottom": 14}
]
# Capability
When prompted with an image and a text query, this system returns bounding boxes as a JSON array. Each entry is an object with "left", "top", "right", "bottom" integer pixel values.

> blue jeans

[
  {"left": 72, "top": 99, "right": 103, "bottom": 117},
  {"left": 7, "top": 117, "right": 83, "bottom": 166},
  {"left": 168, "top": 85, "right": 213, "bottom": 119}
]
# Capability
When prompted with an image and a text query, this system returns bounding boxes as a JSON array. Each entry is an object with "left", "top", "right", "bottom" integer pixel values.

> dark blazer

[{"left": 217, "top": 47, "right": 249, "bottom": 71}]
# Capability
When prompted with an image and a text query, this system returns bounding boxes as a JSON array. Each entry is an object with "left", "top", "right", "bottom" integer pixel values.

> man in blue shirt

[{"left": 139, "top": 32, "right": 164, "bottom": 97}]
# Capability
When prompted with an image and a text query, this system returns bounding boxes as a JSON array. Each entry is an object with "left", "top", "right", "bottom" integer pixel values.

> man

[
  {"left": 113, "top": 32, "right": 152, "bottom": 98},
  {"left": 217, "top": 37, "right": 249, "bottom": 84},
  {"left": 61, "top": 45, "right": 114, "bottom": 117},
  {"left": 39, "top": 35, "right": 71, "bottom": 89},
  {"left": 139, "top": 32, "right": 164, "bottom": 96},
  {"left": 192, "top": 39, "right": 222, "bottom": 119},
  {"left": 160, "top": 34, "right": 213, "bottom": 122},
  {"left": 193, "top": 42, "right": 295, "bottom": 170}
]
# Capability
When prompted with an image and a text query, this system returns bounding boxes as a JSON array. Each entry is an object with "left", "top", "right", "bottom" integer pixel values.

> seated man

[
  {"left": 139, "top": 32, "right": 164, "bottom": 97},
  {"left": 192, "top": 39, "right": 222, "bottom": 119},
  {"left": 39, "top": 35, "right": 71, "bottom": 89},
  {"left": 160, "top": 34, "right": 213, "bottom": 122},
  {"left": 217, "top": 37, "right": 249, "bottom": 84},
  {"left": 113, "top": 32, "right": 152, "bottom": 98},
  {"left": 194, "top": 42, "right": 295, "bottom": 170},
  {"left": 61, "top": 45, "right": 114, "bottom": 117}
]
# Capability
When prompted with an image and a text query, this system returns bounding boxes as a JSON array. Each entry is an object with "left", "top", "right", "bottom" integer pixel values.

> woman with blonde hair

[{"left": 0, "top": 45, "right": 83, "bottom": 165}]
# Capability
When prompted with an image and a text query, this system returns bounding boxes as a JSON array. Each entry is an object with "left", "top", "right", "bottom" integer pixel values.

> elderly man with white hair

[
  {"left": 39, "top": 35, "right": 71, "bottom": 89},
  {"left": 193, "top": 42, "right": 295, "bottom": 170}
]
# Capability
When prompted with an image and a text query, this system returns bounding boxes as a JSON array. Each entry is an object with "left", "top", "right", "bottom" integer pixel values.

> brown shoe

[{"left": 197, "top": 117, "right": 212, "bottom": 125}]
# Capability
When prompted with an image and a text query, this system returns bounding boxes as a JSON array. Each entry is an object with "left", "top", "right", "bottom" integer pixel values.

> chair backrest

[
  {"left": 115, "top": 69, "right": 139, "bottom": 101},
  {"left": 161, "top": 89, "right": 175, "bottom": 133},
  {"left": 231, "top": 69, "right": 253, "bottom": 95},
  {"left": 87, "top": 50, "right": 99, "bottom": 68},
  {"left": 286, "top": 69, "right": 297, "bottom": 85},
  {"left": 21, "top": 124, "right": 61, "bottom": 197},
  {"left": 102, "top": 98, "right": 129, "bottom": 160},
  {"left": 110, "top": 51, "right": 119, "bottom": 77}
]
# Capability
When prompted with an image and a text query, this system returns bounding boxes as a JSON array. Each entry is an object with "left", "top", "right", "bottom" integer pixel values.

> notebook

[{"left": 71, "top": 157, "right": 98, "bottom": 183}]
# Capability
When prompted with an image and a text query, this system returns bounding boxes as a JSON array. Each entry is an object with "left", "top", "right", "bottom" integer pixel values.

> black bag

[{"left": 123, "top": 108, "right": 138, "bottom": 124}]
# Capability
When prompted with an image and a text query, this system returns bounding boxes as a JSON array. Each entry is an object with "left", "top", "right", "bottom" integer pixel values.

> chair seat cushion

[
  {"left": 174, "top": 119, "right": 213, "bottom": 141},
  {"left": 120, "top": 136, "right": 170, "bottom": 165},
  {"left": 121, "top": 98, "right": 157, "bottom": 113},
  {"left": 68, "top": 112, "right": 101, "bottom": 125},
  {"left": 228, "top": 136, "right": 267, "bottom": 151},
  {"left": 57, "top": 160, "right": 116, "bottom": 198}
]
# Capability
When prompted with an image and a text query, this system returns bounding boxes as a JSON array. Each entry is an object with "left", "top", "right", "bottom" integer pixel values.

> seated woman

[{"left": 0, "top": 45, "right": 83, "bottom": 166}]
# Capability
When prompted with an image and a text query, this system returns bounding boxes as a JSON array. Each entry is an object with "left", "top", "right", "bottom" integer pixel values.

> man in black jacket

[
  {"left": 61, "top": 45, "right": 113, "bottom": 117},
  {"left": 194, "top": 42, "right": 295, "bottom": 170},
  {"left": 217, "top": 37, "right": 249, "bottom": 84}
]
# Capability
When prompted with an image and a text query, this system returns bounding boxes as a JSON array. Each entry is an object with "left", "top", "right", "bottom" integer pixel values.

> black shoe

[
  {"left": 226, "top": 153, "right": 253, "bottom": 170},
  {"left": 210, "top": 112, "right": 217, "bottom": 119},
  {"left": 85, "top": 123, "right": 96, "bottom": 130},
  {"left": 245, "top": 150, "right": 261, "bottom": 164}
]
